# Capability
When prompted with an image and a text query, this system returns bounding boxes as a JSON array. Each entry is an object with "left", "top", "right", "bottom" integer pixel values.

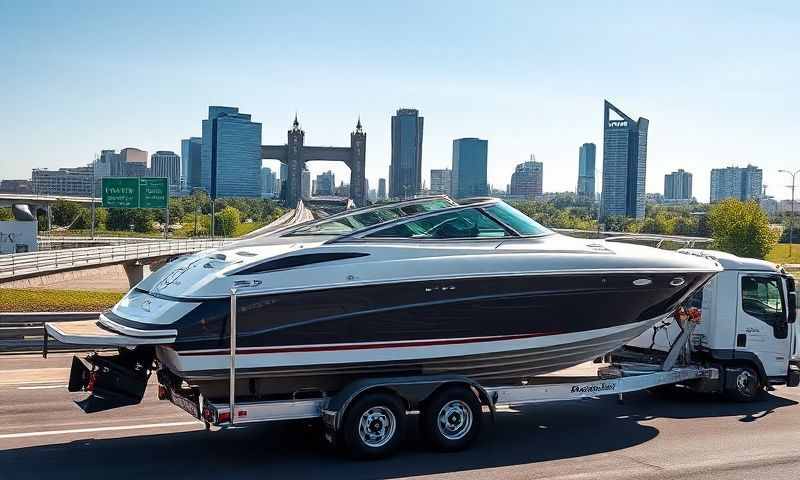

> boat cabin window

[
  {"left": 291, "top": 199, "right": 452, "bottom": 236},
  {"left": 485, "top": 202, "right": 551, "bottom": 236},
  {"left": 366, "top": 208, "right": 511, "bottom": 239}
]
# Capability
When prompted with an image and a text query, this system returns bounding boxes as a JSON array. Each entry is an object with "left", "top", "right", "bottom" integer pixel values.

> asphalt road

[{"left": 1, "top": 353, "right": 799, "bottom": 480}]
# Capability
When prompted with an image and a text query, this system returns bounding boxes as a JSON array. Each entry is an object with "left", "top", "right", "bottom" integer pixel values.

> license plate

[{"left": 168, "top": 387, "right": 200, "bottom": 419}]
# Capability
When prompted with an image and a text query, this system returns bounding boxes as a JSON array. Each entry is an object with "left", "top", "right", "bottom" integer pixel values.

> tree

[
  {"left": 708, "top": 199, "right": 778, "bottom": 259},
  {"left": 51, "top": 200, "right": 83, "bottom": 227},
  {"left": 214, "top": 206, "right": 241, "bottom": 236},
  {"left": 0, "top": 208, "right": 11, "bottom": 221},
  {"left": 106, "top": 208, "right": 154, "bottom": 233}
]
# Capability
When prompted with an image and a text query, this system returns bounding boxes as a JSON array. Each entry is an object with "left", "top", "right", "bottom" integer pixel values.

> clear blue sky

[{"left": 1, "top": 1, "right": 798, "bottom": 201}]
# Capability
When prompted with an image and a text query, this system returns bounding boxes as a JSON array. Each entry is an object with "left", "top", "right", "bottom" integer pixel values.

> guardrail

[
  {"left": 240, "top": 200, "right": 314, "bottom": 239},
  {"left": 0, "top": 312, "right": 99, "bottom": 353},
  {"left": 0, "top": 237, "right": 228, "bottom": 281}
]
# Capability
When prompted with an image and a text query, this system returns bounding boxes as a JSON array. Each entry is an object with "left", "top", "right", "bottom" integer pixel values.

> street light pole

[{"left": 778, "top": 169, "right": 800, "bottom": 257}]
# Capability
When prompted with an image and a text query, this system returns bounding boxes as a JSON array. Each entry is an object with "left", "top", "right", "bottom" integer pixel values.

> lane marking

[
  {"left": 0, "top": 421, "right": 201, "bottom": 439},
  {"left": 17, "top": 384, "right": 68, "bottom": 390}
]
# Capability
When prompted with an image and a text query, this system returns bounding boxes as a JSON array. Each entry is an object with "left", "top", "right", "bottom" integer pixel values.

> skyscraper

[
  {"left": 430, "top": 169, "right": 452, "bottom": 195},
  {"left": 509, "top": 156, "right": 543, "bottom": 198},
  {"left": 378, "top": 178, "right": 387, "bottom": 200},
  {"left": 577, "top": 143, "right": 596, "bottom": 200},
  {"left": 261, "top": 167, "right": 277, "bottom": 197},
  {"left": 150, "top": 151, "right": 181, "bottom": 189},
  {"left": 315, "top": 171, "right": 335, "bottom": 196},
  {"left": 201, "top": 106, "right": 262, "bottom": 198},
  {"left": 120, "top": 147, "right": 148, "bottom": 177},
  {"left": 301, "top": 168, "right": 311, "bottom": 198},
  {"left": 600, "top": 100, "right": 649, "bottom": 219},
  {"left": 451, "top": 138, "right": 488, "bottom": 198},
  {"left": 181, "top": 137, "right": 202, "bottom": 190},
  {"left": 389, "top": 108, "right": 424, "bottom": 198},
  {"left": 710, "top": 165, "right": 763, "bottom": 202},
  {"left": 664, "top": 169, "right": 693, "bottom": 201}
]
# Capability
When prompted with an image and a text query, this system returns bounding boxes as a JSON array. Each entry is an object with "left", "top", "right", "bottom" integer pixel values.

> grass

[
  {"left": 0, "top": 289, "right": 124, "bottom": 312},
  {"left": 765, "top": 244, "right": 800, "bottom": 265},
  {"left": 233, "top": 222, "right": 266, "bottom": 237}
]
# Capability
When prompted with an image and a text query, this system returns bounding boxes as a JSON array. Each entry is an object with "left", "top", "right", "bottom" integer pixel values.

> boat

[{"left": 46, "top": 198, "right": 722, "bottom": 413}]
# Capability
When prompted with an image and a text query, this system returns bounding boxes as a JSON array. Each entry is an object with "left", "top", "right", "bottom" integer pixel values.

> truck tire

[
  {"left": 340, "top": 392, "right": 406, "bottom": 459},
  {"left": 421, "top": 386, "right": 482, "bottom": 452},
  {"left": 724, "top": 366, "right": 762, "bottom": 402}
]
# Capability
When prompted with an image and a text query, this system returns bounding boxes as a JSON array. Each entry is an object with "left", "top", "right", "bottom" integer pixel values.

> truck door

[{"left": 737, "top": 274, "right": 791, "bottom": 377}]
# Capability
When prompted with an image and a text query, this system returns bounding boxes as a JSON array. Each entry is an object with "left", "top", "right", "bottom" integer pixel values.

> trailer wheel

[
  {"left": 725, "top": 366, "right": 762, "bottom": 402},
  {"left": 422, "top": 386, "right": 482, "bottom": 452},
  {"left": 340, "top": 392, "right": 406, "bottom": 459}
]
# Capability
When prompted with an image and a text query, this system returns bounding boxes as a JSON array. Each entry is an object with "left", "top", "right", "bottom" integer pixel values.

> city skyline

[{"left": 2, "top": 3, "right": 798, "bottom": 202}]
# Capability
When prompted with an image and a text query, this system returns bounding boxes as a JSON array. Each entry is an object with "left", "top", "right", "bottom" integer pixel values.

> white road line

[
  {"left": 17, "top": 384, "right": 68, "bottom": 390},
  {"left": 0, "top": 421, "right": 201, "bottom": 439}
]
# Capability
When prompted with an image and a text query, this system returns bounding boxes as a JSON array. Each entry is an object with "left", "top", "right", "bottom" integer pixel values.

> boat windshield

[
  {"left": 362, "top": 201, "right": 551, "bottom": 239},
  {"left": 289, "top": 199, "right": 454, "bottom": 236}
]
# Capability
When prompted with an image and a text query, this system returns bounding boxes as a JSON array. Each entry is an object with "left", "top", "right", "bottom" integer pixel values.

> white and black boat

[{"left": 46, "top": 198, "right": 721, "bottom": 412}]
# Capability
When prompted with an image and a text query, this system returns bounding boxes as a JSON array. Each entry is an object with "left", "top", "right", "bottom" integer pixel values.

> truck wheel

[
  {"left": 725, "top": 366, "right": 762, "bottom": 402},
  {"left": 422, "top": 386, "right": 482, "bottom": 452},
  {"left": 340, "top": 392, "right": 406, "bottom": 459}
]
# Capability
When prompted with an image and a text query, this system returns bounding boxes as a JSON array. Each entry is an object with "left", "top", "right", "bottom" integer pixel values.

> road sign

[
  {"left": 101, "top": 177, "right": 168, "bottom": 209},
  {"left": 139, "top": 177, "right": 168, "bottom": 209},
  {"left": 101, "top": 178, "right": 139, "bottom": 208}
]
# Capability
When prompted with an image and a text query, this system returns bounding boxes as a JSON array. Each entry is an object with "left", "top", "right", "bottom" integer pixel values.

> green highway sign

[
  {"left": 139, "top": 177, "right": 168, "bottom": 209},
  {"left": 101, "top": 177, "right": 168, "bottom": 209},
  {"left": 101, "top": 178, "right": 139, "bottom": 208}
]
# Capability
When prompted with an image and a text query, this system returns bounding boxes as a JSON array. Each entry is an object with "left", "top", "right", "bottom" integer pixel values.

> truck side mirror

[{"left": 789, "top": 292, "right": 797, "bottom": 324}]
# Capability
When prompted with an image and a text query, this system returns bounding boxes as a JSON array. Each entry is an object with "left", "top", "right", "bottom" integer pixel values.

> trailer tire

[
  {"left": 340, "top": 392, "right": 406, "bottom": 460},
  {"left": 724, "top": 366, "right": 762, "bottom": 402},
  {"left": 421, "top": 386, "right": 482, "bottom": 452}
]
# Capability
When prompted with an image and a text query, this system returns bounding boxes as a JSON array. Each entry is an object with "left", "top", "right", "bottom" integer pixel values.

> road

[{"left": 0, "top": 353, "right": 799, "bottom": 480}]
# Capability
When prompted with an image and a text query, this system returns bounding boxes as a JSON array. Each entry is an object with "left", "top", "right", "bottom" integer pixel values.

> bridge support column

[{"left": 123, "top": 262, "right": 145, "bottom": 288}]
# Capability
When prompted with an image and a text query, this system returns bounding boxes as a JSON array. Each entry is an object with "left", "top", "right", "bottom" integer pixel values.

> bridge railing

[{"left": 0, "top": 238, "right": 228, "bottom": 280}]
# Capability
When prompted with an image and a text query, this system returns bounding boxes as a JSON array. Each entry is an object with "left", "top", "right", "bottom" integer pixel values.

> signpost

[{"left": 102, "top": 177, "right": 169, "bottom": 238}]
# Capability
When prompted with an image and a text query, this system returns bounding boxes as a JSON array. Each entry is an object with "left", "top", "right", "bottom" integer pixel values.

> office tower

[
  {"left": 119, "top": 147, "right": 148, "bottom": 177},
  {"left": 430, "top": 169, "right": 452, "bottom": 195},
  {"left": 150, "top": 151, "right": 181, "bottom": 189},
  {"left": 94, "top": 150, "right": 122, "bottom": 178},
  {"left": 389, "top": 108, "right": 424, "bottom": 198},
  {"left": 577, "top": 143, "right": 596, "bottom": 200},
  {"left": 200, "top": 106, "right": 262, "bottom": 198},
  {"left": 301, "top": 168, "right": 311, "bottom": 198},
  {"left": 181, "top": 137, "right": 202, "bottom": 190},
  {"left": 32, "top": 166, "right": 94, "bottom": 196},
  {"left": 451, "top": 138, "right": 488, "bottom": 198},
  {"left": 261, "top": 167, "right": 277, "bottom": 197},
  {"left": 378, "top": 178, "right": 387, "bottom": 200},
  {"left": 710, "top": 165, "right": 763, "bottom": 202},
  {"left": 600, "top": 100, "right": 649, "bottom": 219},
  {"left": 509, "top": 155, "right": 543, "bottom": 198},
  {"left": 664, "top": 169, "right": 693, "bottom": 201},
  {"left": 315, "top": 171, "right": 335, "bottom": 196}
]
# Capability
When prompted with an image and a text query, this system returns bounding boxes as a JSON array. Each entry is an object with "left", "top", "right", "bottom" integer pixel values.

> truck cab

[{"left": 626, "top": 249, "right": 799, "bottom": 399}]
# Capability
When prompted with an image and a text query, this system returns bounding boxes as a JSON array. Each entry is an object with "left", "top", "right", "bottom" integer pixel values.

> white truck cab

[{"left": 626, "top": 249, "right": 799, "bottom": 400}]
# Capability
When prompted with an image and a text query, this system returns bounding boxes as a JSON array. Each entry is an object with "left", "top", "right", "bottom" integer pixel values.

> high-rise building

[
  {"left": 315, "top": 171, "right": 335, "bottom": 196},
  {"left": 94, "top": 150, "right": 123, "bottom": 178},
  {"left": 150, "top": 151, "right": 181, "bottom": 190},
  {"left": 261, "top": 167, "right": 277, "bottom": 197},
  {"left": 509, "top": 156, "right": 543, "bottom": 198},
  {"left": 181, "top": 137, "right": 202, "bottom": 190},
  {"left": 430, "top": 169, "right": 452, "bottom": 195},
  {"left": 32, "top": 166, "right": 94, "bottom": 196},
  {"left": 451, "top": 138, "right": 488, "bottom": 198},
  {"left": 710, "top": 165, "right": 763, "bottom": 202},
  {"left": 389, "top": 108, "right": 424, "bottom": 198},
  {"left": 600, "top": 100, "right": 649, "bottom": 219},
  {"left": 378, "top": 178, "right": 387, "bottom": 200},
  {"left": 119, "top": 147, "right": 148, "bottom": 177},
  {"left": 301, "top": 168, "right": 311, "bottom": 198},
  {"left": 200, "top": 106, "right": 262, "bottom": 198},
  {"left": 664, "top": 169, "right": 693, "bottom": 201},
  {"left": 577, "top": 143, "right": 596, "bottom": 200}
]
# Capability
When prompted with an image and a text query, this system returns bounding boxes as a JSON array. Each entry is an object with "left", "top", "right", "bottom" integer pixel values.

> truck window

[{"left": 741, "top": 276, "right": 785, "bottom": 326}]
